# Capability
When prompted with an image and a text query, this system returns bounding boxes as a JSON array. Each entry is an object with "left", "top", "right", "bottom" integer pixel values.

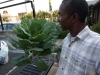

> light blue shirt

[{"left": 55, "top": 26, "right": 100, "bottom": 75}]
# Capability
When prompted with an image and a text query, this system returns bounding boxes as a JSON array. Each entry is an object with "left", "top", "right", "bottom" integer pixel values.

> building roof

[
  {"left": 87, "top": 0, "right": 99, "bottom": 5},
  {"left": 94, "top": 0, "right": 100, "bottom": 7}
]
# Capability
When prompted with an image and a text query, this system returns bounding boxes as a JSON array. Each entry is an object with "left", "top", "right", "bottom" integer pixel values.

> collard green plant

[{"left": 8, "top": 18, "right": 61, "bottom": 71}]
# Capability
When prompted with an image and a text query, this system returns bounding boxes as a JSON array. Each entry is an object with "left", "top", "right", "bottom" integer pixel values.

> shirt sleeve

[
  {"left": 96, "top": 56, "right": 100, "bottom": 75},
  {"left": 95, "top": 41, "right": 100, "bottom": 75}
]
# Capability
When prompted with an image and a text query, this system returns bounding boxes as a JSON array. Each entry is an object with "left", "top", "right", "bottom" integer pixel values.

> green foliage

[
  {"left": 36, "top": 57, "right": 48, "bottom": 71},
  {"left": 52, "top": 10, "right": 59, "bottom": 22},
  {"left": 91, "top": 22, "right": 100, "bottom": 34},
  {"left": 21, "top": 10, "right": 59, "bottom": 22},
  {"left": 8, "top": 18, "right": 61, "bottom": 71},
  {"left": 21, "top": 12, "right": 33, "bottom": 19},
  {"left": 12, "top": 55, "right": 32, "bottom": 67},
  {"left": 36, "top": 11, "right": 51, "bottom": 19},
  {"left": 52, "top": 10, "right": 59, "bottom": 17},
  {"left": 58, "top": 30, "right": 69, "bottom": 39}
]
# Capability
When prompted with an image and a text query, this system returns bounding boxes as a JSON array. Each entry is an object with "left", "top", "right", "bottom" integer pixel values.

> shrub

[{"left": 91, "top": 22, "right": 100, "bottom": 34}]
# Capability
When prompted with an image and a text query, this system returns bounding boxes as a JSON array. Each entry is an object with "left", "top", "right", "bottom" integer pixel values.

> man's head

[{"left": 58, "top": 0, "right": 88, "bottom": 31}]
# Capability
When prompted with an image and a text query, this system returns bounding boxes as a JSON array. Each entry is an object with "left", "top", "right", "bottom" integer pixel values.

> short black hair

[{"left": 62, "top": 0, "right": 89, "bottom": 23}]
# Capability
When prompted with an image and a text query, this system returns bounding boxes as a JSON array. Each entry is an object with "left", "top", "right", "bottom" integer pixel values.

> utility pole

[
  {"left": 48, "top": 0, "right": 53, "bottom": 21},
  {"left": 31, "top": 0, "right": 36, "bottom": 18},
  {"left": 0, "top": 13, "right": 4, "bottom": 30},
  {"left": 25, "top": 0, "right": 36, "bottom": 18}
]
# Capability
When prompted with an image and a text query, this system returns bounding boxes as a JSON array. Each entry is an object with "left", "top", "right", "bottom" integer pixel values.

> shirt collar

[
  {"left": 77, "top": 26, "right": 90, "bottom": 41},
  {"left": 67, "top": 26, "right": 90, "bottom": 41}
]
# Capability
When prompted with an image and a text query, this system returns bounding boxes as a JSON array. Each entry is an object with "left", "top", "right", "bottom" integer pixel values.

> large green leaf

[
  {"left": 43, "top": 36, "right": 57, "bottom": 49},
  {"left": 13, "top": 25, "right": 24, "bottom": 38},
  {"left": 43, "top": 34, "right": 53, "bottom": 42},
  {"left": 31, "top": 33, "right": 46, "bottom": 42},
  {"left": 30, "top": 19, "right": 47, "bottom": 34},
  {"left": 51, "top": 45, "right": 61, "bottom": 53},
  {"left": 40, "top": 48, "right": 52, "bottom": 56},
  {"left": 42, "top": 22, "right": 53, "bottom": 35},
  {"left": 12, "top": 55, "right": 32, "bottom": 67},
  {"left": 26, "top": 48, "right": 43, "bottom": 52},
  {"left": 32, "top": 31, "right": 40, "bottom": 37},
  {"left": 42, "top": 22, "right": 59, "bottom": 43},
  {"left": 13, "top": 25, "right": 29, "bottom": 39},
  {"left": 38, "top": 19, "right": 47, "bottom": 26},
  {"left": 19, "top": 39, "right": 36, "bottom": 47},
  {"left": 56, "top": 24, "right": 62, "bottom": 35},
  {"left": 36, "top": 57, "right": 48, "bottom": 71},
  {"left": 21, "top": 18, "right": 32, "bottom": 31},
  {"left": 19, "top": 25, "right": 30, "bottom": 37},
  {"left": 30, "top": 19, "right": 46, "bottom": 36},
  {"left": 30, "top": 20, "right": 40, "bottom": 35},
  {"left": 43, "top": 42, "right": 52, "bottom": 49},
  {"left": 43, "top": 34, "right": 57, "bottom": 43},
  {"left": 7, "top": 37, "right": 20, "bottom": 48},
  {"left": 7, "top": 37, "right": 28, "bottom": 50},
  {"left": 21, "top": 18, "right": 32, "bottom": 26}
]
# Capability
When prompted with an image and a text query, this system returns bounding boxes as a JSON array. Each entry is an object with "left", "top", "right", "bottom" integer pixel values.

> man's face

[{"left": 58, "top": 3, "right": 73, "bottom": 31}]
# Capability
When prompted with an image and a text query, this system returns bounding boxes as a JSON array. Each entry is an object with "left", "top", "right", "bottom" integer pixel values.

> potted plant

[{"left": 8, "top": 18, "right": 61, "bottom": 71}]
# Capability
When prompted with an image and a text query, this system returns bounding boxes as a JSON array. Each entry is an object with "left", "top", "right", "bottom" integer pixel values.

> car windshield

[{"left": 0, "top": 22, "right": 20, "bottom": 31}]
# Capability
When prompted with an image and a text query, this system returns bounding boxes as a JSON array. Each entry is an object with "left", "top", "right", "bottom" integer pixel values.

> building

[
  {"left": 85, "top": 0, "right": 100, "bottom": 25},
  {"left": 93, "top": 0, "right": 100, "bottom": 23},
  {"left": 1, "top": 10, "right": 20, "bottom": 22}
]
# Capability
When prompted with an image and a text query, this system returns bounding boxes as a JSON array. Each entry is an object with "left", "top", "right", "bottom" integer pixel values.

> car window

[
  {"left": 0, "top": 25, "right": 7, "bottom": 30},
  {"left": 4, "top": 25, "right": 7, "bottom": 30},
  {"left": 8, "top": 24, "right": 14, "bottom": 30},
  {"left": 0, "top": 22, "right": 20, "bottom": 31},
  {"left": 0, "top": 25, "right": 2, "bottom": 31}
]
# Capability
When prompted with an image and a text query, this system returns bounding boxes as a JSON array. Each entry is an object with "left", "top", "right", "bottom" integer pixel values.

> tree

[
  {"left": 21, "top": 12, "right": 33, "bottom": 19},
  {"left": 21, "top": 10, "right": 59, "bottom": 22},
  {"left": 52, "top": 10, "right": 59, "bottom": 22},
  {"left": 36, "top": 11, "right": 51, "bottom": 19}
]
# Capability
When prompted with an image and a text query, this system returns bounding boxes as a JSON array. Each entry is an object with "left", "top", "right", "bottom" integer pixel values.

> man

[{"left": 55, "top": 0, "right": 100, "bottom": 75}]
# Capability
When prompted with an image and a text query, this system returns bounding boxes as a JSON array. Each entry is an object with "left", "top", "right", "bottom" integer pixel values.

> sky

[
  {"left": 0, "top": 0, "right": 62, "bottom": 13},
  {"left": 0, "top": 0, "right": 99, "bottom": 15},
  {"left": 34, "top": 0, "right": 62, "bottom": 12},
  {"left": 34, "top": 0, "right": 99, "bottom": 11}
]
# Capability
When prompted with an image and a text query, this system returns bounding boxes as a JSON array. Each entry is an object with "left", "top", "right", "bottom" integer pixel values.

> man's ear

[{"left": 72, "top": 13, "right": 79, "bottom": 22}]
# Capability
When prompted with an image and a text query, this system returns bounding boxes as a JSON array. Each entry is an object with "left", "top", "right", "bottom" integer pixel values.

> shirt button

[
  {"left": 69, "top": 44, "right": 71, "bottom": 47},
  {"left": 62, "top": 68, "right": 63, "bottom": 70},
  {"left": 65, "top": 57, "right": 67, "bottom": 59}
]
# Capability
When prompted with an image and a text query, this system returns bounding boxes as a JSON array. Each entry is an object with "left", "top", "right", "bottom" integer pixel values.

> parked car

[{"left": 0, "top": 22, "right": 20, "bottom": 31}]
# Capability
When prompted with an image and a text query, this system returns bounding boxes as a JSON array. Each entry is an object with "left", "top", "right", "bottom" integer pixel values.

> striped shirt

[{"left": 55, "top": 26, "right": 100, "bottom": 75}]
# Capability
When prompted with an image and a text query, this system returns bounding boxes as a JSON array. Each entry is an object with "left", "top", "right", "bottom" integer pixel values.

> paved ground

[{"left": 47, "top": 63, "right": 59, "bottom": 75}]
